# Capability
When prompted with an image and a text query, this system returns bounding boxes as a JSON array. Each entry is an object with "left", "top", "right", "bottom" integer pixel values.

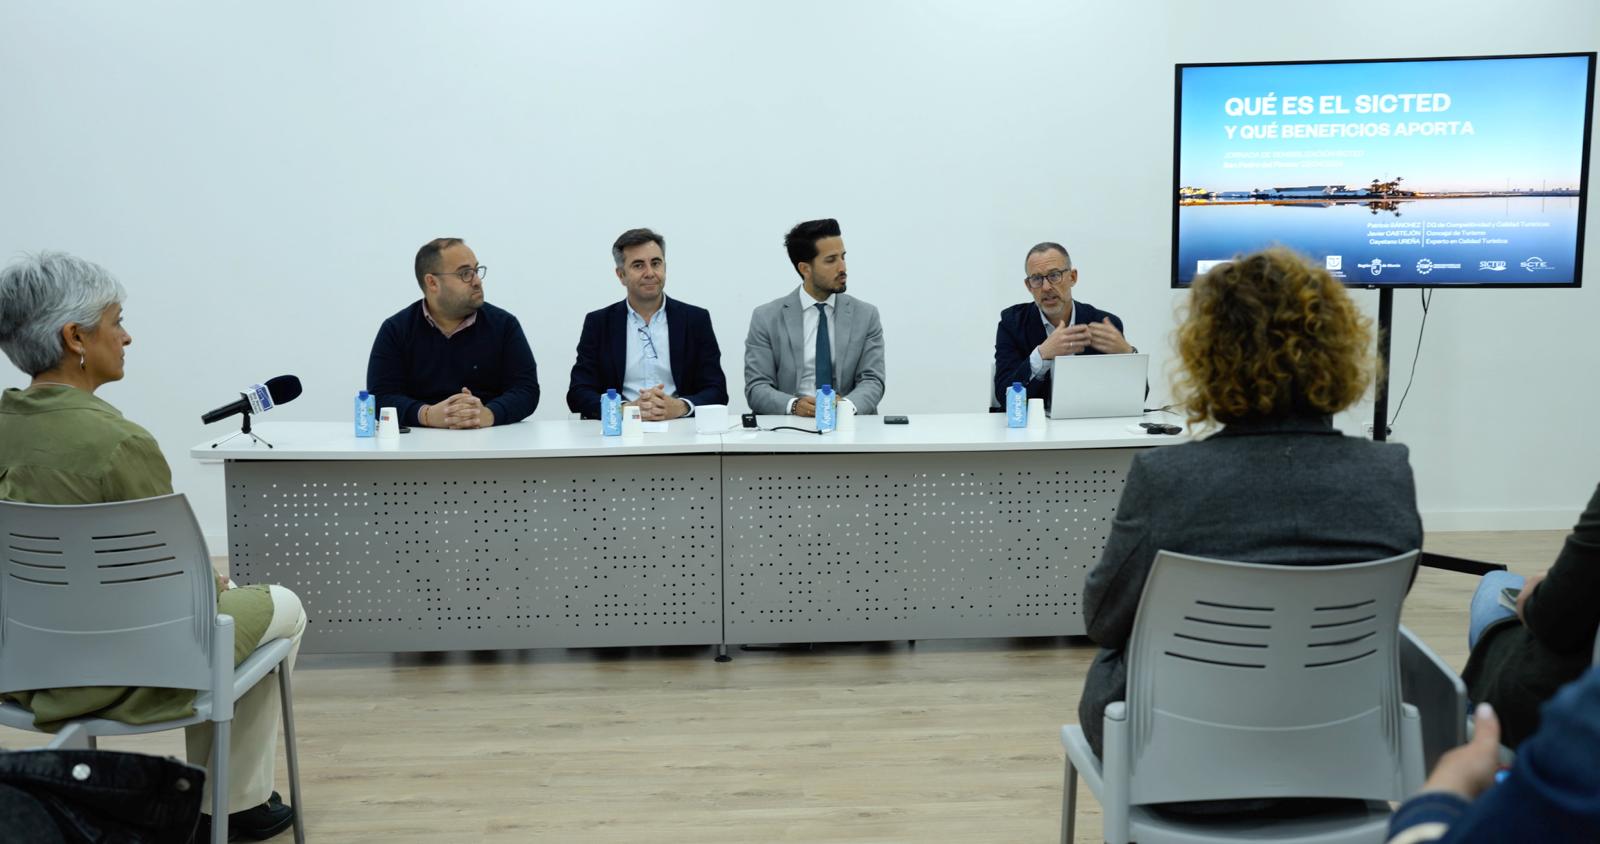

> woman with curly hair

[{"left": 1076, "top": 246, "right": 1423, "bottom": 762}]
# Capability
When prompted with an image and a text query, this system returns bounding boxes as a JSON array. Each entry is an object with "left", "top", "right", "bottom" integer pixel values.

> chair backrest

[
  {"left": 989, "top": 363, "right": 1001, "bottom": 410},
  {"left": 0, "top": 494, "right": 219, "bottom": 694},
  {"left": 1122, "top": 549, "right": 1419, "bottom": 805},
  {"left": 1398, "top": 624, "right": 1467, "bottom": 774}
]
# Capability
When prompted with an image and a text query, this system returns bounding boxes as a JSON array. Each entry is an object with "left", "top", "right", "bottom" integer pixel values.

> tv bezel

[{"left": 1170, "top": 51, "right": 1597, "bottom": 290}]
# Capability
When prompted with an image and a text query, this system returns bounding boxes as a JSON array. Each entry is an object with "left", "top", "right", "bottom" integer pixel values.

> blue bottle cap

[
  {"left": 606, "top": 388, "right": 618, "bottom": 398},
  {"left": 358, "top": 390, "right": 369, "bottom": 400},
  {"left": 820, "top": 384, "right": 832, "bottom": 392},
  {"left": 1012, "top": 381, "right": 1022, "bottom": 389}
]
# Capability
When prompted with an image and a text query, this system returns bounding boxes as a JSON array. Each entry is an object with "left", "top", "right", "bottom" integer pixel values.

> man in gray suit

[{"left": 744, "top": 218, "right": 885, "bottom": 416}]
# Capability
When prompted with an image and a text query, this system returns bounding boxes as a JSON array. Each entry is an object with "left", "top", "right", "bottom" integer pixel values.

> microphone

[{"left": 201, "top": 375, "right": 303, "bottom": 425}]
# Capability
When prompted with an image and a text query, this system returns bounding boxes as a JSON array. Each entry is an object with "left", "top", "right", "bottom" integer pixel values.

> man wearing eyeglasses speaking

[
  {"left": 566, "top": 228, "right": 729, "bottom": 421},
  {"left": 366, "top": 237, "right": 541, "bottom": 428},
  {"left": 992, "top": 242, "right": 1135, "bottom": 410}
]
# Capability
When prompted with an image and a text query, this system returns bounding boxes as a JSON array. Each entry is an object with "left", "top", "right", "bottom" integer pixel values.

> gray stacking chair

[
  {"left": 1061, "top": 550, "right": 1424, "bottom": 844},
  {"left": 0, "top": 494, "right": 304, "bottom": 844},
  {"left": 1397, "top": 624, "right": 1467, "bottom": 775}
]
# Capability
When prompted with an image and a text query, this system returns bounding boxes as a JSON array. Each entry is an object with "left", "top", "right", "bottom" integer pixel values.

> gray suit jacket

[
  {"left": 1077, "top": 414, "right": 1423, "bottom": 757},
  {"left": 743, "top": 287, "right": 886, "bottom": 414}
]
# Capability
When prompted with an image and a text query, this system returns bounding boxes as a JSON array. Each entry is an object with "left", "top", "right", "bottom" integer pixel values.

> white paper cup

[
  {"left": 694, "top": 404, "right": 728, "bottom": 433},
  {"left": 622, "top": 404, "right": 643, "bottom": 440},
  {"left": 836, "top": 401, "right": 856, "bottom": 431},
  {"left": 377, "top": 406, "right": 400, "bottom": 439},
  {"left": 1027, "top": 398, "right": 1046, "bottom": 429}
]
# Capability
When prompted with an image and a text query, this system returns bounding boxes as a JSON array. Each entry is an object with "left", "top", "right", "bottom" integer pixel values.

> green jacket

[{"left": 0, "top": 385, "right": 274, "bottom": 730}]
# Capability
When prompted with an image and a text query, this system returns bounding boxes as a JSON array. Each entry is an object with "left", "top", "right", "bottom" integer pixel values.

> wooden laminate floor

[{"left": 1, "top": 530, "right": 1569, "bottom": 842}]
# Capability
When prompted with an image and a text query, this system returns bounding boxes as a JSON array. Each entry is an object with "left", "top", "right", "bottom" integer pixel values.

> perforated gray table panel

[
  {"left": 224, "top": 456, "right": 723, "bottom": 652},
  {"left": 722, "top": 449, "right": 1135, "bottom": 643}
]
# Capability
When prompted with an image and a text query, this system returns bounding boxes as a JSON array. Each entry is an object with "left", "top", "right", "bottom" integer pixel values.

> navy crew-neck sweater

[{"left": 365, "top": 300, "right": 540, "bottom": 427}]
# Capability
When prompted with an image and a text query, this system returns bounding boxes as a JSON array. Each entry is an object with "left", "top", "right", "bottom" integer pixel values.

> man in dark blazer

[
  {"left": 992, "top": 242, "right": 1134, "bottom": 410},
  {"left": 744, "top": 218, "right": 886, "bottom": 416},
  {"left": 566, "top": 228, "right": 728, "bottom": 420}
]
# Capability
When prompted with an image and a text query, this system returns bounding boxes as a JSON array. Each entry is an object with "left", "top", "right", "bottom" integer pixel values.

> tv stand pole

[
  {"left": 1372, "top": 287, "right": 1393, "bottom": 442},
  {"left": 1371, "top": 286, "right": 1504, "bottom": 577}
]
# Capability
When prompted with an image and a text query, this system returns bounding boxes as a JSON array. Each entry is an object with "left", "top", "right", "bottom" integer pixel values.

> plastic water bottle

[
  {"left": 601, "top": 388, "right": 623, "bottom": 436},
  {"left": 354, "top": 390, "right": 376, "bottom": 437},
  {"left": 816, "top": 384, "right": 836, "bottom": 432},
  {"left": 1007, "top": 382, "right": 1028, "bottom": 428}
]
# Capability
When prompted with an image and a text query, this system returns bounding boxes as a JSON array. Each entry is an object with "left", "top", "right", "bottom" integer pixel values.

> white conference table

[{"left": 194, "top": 412, "right": 1188, "bottom": 654}]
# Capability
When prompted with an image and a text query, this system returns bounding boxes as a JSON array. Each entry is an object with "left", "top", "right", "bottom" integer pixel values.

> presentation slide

[{"left": 1174, "top": 54, "right": 1594, "bottom": 286}]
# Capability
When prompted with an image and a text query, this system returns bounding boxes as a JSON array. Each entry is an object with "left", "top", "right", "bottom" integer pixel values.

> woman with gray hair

[{"left": 0, "top": 251, "right": 303, "bottom": 841}]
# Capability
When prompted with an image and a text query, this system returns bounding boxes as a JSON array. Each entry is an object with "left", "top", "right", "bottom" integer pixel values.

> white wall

[{"left": 1, "top": 0, "right": 1596, "bottom": 545}]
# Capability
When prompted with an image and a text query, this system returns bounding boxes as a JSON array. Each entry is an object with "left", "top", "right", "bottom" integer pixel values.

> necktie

[{"left": 814, "top": 302, "right": 833, "bottom": 391}]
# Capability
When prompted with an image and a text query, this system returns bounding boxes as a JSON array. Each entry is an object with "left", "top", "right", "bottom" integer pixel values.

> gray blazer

[
  {"left": 743, "top": 287, "right": 886, "bottom": 414},
  {"left": 1077, "top": 414, "right": 1423, "bottom": 757}
]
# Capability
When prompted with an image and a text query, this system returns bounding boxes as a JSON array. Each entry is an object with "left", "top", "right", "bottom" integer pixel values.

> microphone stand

[{"left": 210, "top": 409, "right": 274, "bottom": 449}]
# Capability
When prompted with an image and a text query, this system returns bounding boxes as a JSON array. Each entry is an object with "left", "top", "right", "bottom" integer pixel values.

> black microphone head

[{"left": 265, "top": 375, "right": 302, "bottom": 405}]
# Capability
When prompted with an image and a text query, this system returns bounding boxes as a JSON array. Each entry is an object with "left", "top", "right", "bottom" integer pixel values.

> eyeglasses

[
  {"left": 636, "top": 324, "right": 659, "bottom": 360},
  {"left": 1024, "top": 269, "right": 1071, "bottom": 289},
  {"left": 433, "top": 265, "right": 487, "bottom": 283}
]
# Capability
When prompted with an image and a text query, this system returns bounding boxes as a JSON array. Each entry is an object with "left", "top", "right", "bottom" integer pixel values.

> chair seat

[
  {"left": 1123, "top": 804, "right": 1393, "bottom": 844},
  {"left": 1, "top": 689, "right": 216, "bottom": 737},
  {"left": 0, "top": 637, "right": 294, "bottom": 738},
  {"left": 1063, "top": 725, "right": 1393, "bottom": 844}
]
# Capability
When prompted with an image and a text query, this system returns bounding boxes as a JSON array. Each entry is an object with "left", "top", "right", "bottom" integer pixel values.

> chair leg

[
  {"left": 278, "top": 667, "right": 306, "bottom": 844},
  {"left": 1062, "top": 758, "right": 1077, "bottom": 844},
  {"left": 211, "top": 720, "right": 231, "bottom": 844}
]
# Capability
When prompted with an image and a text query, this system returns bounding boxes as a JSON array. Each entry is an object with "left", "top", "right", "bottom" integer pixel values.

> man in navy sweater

[
  {"left": 566, "top": 228, "right": 727, "bottom": 420},
  {"left": 992, "top": 242, "right": 1135, "bottom": 410},
  {"left": 366, "top": 238, "right": 540, "bottom": 428}
]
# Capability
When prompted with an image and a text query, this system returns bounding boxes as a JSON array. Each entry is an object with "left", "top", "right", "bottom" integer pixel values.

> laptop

[{"left": 1049, "top": 353, "right": 1149, "bottom": 419}]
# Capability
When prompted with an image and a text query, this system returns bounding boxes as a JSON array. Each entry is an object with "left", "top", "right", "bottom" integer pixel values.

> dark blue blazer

[
  {"left": 566, "top": 297, "right": 728, "bottom": 419},
  {"left": 992, "top": 299, "right": 1125, "bottom": 410}
]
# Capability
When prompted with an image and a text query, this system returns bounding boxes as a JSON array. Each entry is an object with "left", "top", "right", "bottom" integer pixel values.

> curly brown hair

[{"left": 1174, "top": 247, "right": 1374, "bottom": 425}]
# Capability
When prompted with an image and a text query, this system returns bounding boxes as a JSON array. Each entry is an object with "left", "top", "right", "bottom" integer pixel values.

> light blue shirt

[
  {"left": 623, "top": 298, "right": 681, "bottom": 405},
  {"left": 1028, "top": 302, "right": 1076, "bottom": 378}
]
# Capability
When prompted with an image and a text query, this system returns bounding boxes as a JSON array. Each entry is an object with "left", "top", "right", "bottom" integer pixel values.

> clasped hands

[
  {"left": 627, "top": 384, "right": 689, "bottom": 421},
  {"left": 1038, "top": 316, "right": 1132, "bottom": 360},
  {"left": 421, "top": 388, "right": 495, "bottom": 429}
]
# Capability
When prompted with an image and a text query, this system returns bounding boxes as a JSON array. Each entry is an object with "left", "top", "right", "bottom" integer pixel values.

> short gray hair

[
  {"left": 1025, "top": 242, "right": 1072, "bottom": 270},
  {"left": 612, "top": 228, "right": 666, "bottom": 269},
  {"left": 0, "top": 252, "right": 126, "bottom": 376}
]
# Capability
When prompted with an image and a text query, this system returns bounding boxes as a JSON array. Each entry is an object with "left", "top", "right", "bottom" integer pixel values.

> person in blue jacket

[
  {"left": 992, "top": 242, "right": 1134, "bottom": 410},
  {"left": 366, "top": 237, "right": 540, "bottom": 428},
  {"left": 567, "top": 228, "right": 727, "bottom": 420},
  {"left": 1385, "top": 667, "right": 1600, "bottom": 843}
]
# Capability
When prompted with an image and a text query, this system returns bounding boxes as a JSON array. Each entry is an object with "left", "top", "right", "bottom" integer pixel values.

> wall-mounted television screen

[{"left": 1173, "top": 53, "right": 1595, "bottom": 288}]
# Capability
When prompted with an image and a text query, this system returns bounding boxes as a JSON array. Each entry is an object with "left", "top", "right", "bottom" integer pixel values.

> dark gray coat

[{"left": 1077, "top": 414, "right": 1423, "bottom": 757}]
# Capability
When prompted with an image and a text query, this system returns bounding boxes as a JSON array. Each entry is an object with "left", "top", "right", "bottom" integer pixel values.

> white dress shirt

[
  {"left": 786, "top": 287, "right": 855, "bottom": 414},
  {"left": 1028, "top": 301, "right": 1076, "bottom": 379},
  {"left": 624, "top": 298, "right": 682, "bottom": 408}
]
